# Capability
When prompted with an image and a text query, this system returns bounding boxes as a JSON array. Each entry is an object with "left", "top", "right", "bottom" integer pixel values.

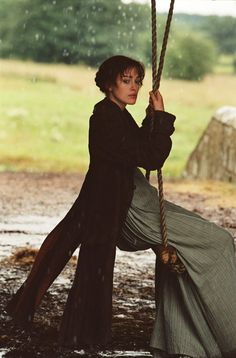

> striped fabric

[{"left": 121, "top": 168, "right": 236, "bottom": 358}]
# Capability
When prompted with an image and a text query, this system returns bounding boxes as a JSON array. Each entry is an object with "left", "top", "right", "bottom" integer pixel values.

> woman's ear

[
  {"left": 105, "top": 81, "right": 114, "bottom": 96},
  {"left": 104, "top": 82, "right": 111, "bottom": 93},
  {"left": 107, "top": 82, "right": 112, "bottom": 92}
]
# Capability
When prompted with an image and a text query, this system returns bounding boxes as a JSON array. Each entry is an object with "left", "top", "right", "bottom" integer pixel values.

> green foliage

[
  {"left": 165, "top": 32, "right": 216, "bottom": 80},
  {"left": 202, "top": 16, "right": 236, "bottom": 55},
  {"left": 0, "top": 0, "right": 151, "bottom": 66}
]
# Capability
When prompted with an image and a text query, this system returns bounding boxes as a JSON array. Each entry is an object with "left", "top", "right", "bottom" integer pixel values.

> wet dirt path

[{"left": 0, "top": 172, "right": 235, "bottom": 357}]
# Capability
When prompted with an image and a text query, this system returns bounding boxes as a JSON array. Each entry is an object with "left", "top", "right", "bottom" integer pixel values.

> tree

[
  {"left": 0, "top": 0, "right": 151, "bottom": 66},
  {"left": 202, "top": 16, "right": 236, "bottom": 55},
  {"left": 164, "top": 32, "right": 216, "bottom": 80}
]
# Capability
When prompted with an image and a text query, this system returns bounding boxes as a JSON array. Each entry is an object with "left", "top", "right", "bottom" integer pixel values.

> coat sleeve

[{"left": 89, "top": 105, "right": 176, "bottom": 171}]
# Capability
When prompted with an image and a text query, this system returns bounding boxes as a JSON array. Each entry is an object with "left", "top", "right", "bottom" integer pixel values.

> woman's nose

[{"left": 131, "top": 81, "right": 139, "bottom": 91}]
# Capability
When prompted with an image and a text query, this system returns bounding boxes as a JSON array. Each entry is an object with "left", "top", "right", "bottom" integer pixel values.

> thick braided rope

[
  {"left": 153, "top": 0, "right": 175, "bottom": 92},
  {"left": 151, "top": 0, "right": 157, "bottom": 89},
  {"left": 146, "top": 0, "right": 175, "bottom": 247},
  {"left": 145, "top": 0, "right": 157, "bottom": 182},
  {"left": 157, "top": 169, "right": 168, "bottom": 246}
]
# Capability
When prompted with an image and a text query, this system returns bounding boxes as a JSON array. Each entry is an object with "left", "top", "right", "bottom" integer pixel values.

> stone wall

[{"left": 184, "top": 106, "right": 236, "bottom": 182}]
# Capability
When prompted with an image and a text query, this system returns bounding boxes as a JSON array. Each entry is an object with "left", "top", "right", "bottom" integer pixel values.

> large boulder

[{"left": 184, "top": 106, "right": 236, "bottom": 182}]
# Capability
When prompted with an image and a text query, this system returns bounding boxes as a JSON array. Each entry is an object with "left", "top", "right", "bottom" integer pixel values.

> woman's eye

[
  {"left": 135, "top": 80, "right": 142, "bottom": 86},
  {"left": 123, "top": 79, "right": 130, "bottom": 84}
]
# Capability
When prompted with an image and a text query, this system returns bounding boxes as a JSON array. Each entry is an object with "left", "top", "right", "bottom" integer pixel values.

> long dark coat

[{"left": 6, "top": 97, "right": 175, "bottom": 347}]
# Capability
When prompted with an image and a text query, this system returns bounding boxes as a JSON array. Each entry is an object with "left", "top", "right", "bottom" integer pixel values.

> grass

[
  {"left": 214, "top": 54, "right": 236, "bottom": 75},
  {"left": 0, "top": 59, "right": 236, "bottom": 177}
]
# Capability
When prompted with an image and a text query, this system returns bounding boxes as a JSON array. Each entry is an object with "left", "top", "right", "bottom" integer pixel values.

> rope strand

[
  {"left": 147, "top": 0, "right": 186, "bottom": 275},
  {"left": 146, "top": 0, "right": 175, "bottom": 247},
  {"left": 154, "top": 0, "right": 175, "bottom": 92}
]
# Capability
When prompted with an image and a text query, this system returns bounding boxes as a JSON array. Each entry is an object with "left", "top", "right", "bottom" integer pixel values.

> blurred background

[
  {"left": 0, "top": 0, "right": 236, "bottom": 177},
  {"left": 0, "top": 4, "right": 235, "bottom": 357}
]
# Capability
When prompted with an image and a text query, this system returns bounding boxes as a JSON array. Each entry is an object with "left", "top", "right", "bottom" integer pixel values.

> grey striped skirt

[{"left": 120, "top": 168, "right": 236, "bottom": 358}]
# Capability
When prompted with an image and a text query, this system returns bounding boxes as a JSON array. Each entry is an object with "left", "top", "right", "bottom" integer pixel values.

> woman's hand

[{"left": 149, "top": 90, "right": 164, "bottom": 111}]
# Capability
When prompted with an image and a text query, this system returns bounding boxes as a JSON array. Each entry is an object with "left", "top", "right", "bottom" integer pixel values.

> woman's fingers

[{"left": 149, "top": 90, "right": 164, "bottom": 111}]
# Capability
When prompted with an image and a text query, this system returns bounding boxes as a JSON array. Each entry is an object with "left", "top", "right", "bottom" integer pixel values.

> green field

[{"left": 0, "top": 59, "right": 236, "bottom": 177}]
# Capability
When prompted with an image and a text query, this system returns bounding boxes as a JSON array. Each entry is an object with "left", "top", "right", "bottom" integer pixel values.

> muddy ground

[{"left": 0, "top": 172, "right": 235, "bottom": 358}]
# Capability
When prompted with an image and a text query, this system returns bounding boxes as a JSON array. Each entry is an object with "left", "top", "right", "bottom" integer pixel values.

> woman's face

[{"left": 108, "top": 67, "right": 142, "bottom": 110}]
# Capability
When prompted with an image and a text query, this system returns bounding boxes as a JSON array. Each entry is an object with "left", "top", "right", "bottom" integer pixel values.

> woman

[
  {"left": 6, "top": 55, "right": 175, "bottom": 348},
  {"left": 7, "top": 55, "right": 236, "bottom": 357}
]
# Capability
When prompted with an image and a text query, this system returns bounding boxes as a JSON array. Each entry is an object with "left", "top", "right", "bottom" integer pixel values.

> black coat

[{"left": 6, "top": 97, "right": 175, "bottom": 347}]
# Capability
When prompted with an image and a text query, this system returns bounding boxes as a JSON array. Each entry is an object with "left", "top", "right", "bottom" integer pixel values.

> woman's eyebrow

[{"left": 122, "top": 74, "right": 140, "bottom": 79}]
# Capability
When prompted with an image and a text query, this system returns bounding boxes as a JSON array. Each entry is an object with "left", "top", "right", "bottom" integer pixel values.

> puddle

[
  {"left": 0, "top": 215, "right": 60, "bottom": 259},
  {"left": 0, "top": 215, "right": 59, "bottom": 235}
]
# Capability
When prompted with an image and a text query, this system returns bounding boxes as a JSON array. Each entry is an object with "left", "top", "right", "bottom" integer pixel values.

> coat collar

[{"left": 93, "top": 97, "right": 128, "bottom": 115}]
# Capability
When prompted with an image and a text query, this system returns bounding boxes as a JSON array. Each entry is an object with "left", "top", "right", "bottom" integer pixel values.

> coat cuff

[{"left": 153, "top": 110, "right": 176, "bottom": 135}]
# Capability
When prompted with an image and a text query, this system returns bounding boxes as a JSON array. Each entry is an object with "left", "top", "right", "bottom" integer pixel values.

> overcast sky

[{"left": 122, "top": 0, "right": 236, "bottom": 17}]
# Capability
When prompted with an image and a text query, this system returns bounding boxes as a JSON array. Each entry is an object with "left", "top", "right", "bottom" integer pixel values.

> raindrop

[
  {"left": 52, "top": 0, "right": 56, "bottom": 4},
  {"left": 132, "top": 25, "right": 136, "bottom": 30},
  {"left": 35, "top": 33, "right": 40, "bottom": 41},
  {"left": 62, "top": 49, "right": 69, "bottom": 57},
  {"left": 118, "top": 5, "right": 122, "bottom": 10},
  {"left": 25, "top": 9, "right": 29, "bottom": 15}
]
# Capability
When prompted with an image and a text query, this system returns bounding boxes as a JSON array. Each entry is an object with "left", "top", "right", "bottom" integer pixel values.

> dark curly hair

[{"left": 95, "top": 55, "right": 145, "bottom": 94}]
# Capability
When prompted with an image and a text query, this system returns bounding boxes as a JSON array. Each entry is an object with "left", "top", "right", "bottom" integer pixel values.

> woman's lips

[{"left": 128, "top": 94, "right": 137, "bottom": 99}]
